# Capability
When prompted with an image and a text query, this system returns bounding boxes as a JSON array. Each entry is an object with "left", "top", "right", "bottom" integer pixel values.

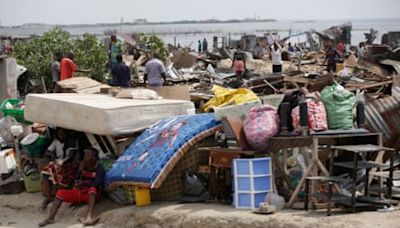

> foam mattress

[
  {"left": 25, "top": 94, "right": 195, "bottom": 135},
  {"left": 105, "top": 113, "right": 219, "bottom": 188}
]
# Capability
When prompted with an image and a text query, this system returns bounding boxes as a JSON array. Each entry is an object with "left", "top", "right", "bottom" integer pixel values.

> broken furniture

[
  {"left": 331, "top": 145, "right": 396, "bottom": 212},
  {"left": 208, "top": 149, "right": 240, "bottom": 202},
  {"left": 205, "top": 148, "right": 260, "bottom": 203},
  {"left": 268, "top": 132, "right": 382, "bottom": 208},
  {"left": 304, "top": 176, "right": 344, "bottom": 216},
  {"left": 304, "top": 144, "right": 394, "bottom": 216},
  {"left": 201, "top": 116, "right": 269, "bottom": 204},
  {"left": 305, "top": 144, "right": 397, "bottom": 214}
]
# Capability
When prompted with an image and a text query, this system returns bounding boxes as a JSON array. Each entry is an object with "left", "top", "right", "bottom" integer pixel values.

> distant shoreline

[{"left": 1, "top": 19, "right": 277, "bottom": 29}]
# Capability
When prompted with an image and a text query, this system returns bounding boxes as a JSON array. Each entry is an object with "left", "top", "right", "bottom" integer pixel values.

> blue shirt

[{"left": 112, "top": 63, "right": 131, "bottom": 87}]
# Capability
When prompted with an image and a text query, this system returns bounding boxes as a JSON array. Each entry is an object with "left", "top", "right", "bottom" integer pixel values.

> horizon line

[{"left": 1, "top": 16, "right": 400, "bottom": 27}]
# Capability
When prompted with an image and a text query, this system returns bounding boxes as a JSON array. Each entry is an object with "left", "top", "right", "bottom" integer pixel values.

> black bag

[
  {"left": 278, "top": 89, "right": 304, "bottom": 132},
  {"left": 180, "top": 171, "right": 208, "bottom": 203}
]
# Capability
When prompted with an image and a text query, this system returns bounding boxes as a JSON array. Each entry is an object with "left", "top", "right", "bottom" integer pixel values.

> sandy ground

[{"left": 0, "top": 192, "right": 400, "bottom": 228}]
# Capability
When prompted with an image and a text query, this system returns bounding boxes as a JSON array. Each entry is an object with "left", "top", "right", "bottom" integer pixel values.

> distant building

[{"left": 134, "top": 19, "right": 147, "bottom": 24}]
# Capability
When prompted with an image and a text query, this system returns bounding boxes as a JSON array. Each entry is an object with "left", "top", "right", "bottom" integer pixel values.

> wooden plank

[
  {"left": 287, "top": 160, "right": 315, "bottom": 207},
  {"left": 149, "top": 85, "right": 191, "bottom": 101},
  {"left": 284, "top": 75, "right": 313, "bottom": 85},
  {"left": 347, "top": 80, "right": 393, "bottom": 91}
]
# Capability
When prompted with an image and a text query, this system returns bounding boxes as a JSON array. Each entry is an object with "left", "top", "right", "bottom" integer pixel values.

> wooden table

[{"left": 268, "top": 132, "right": 382, "bottom": 207}]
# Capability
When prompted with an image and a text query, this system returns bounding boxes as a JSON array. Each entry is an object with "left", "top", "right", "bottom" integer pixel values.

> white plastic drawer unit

[{"left": 233, "top": 157, "right": 272, "bottom": 209}]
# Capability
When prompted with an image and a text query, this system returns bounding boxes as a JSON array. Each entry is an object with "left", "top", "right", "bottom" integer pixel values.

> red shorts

[{"left": 55, "top": 187, "right": 100, "bottom": 203}]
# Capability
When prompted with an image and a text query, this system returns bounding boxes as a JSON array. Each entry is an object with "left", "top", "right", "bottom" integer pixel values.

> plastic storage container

[
  {"left": 0, "top": 148, "right": 16, "bottom": 174},
  {"left": 233, "top": 157, "right": 272, "bottom": 209},
  {"left": 0, "top": 98, "right": 31, "bottom": 124},
  {"left": 135, "top": 187, "right": 151, "bottom": 207},
  {"left": 20, "top": 133, "right": 50, "bottom": 158}
]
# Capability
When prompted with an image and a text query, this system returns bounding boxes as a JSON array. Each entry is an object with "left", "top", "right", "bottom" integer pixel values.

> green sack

[{"left": 321, "top": 84, "right": 355, "bottom": 129}]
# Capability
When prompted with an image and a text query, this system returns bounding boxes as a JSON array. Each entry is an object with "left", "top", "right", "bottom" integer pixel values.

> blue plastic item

[{"left": 233, "top": 157, "right": 272, "bottom": 209}]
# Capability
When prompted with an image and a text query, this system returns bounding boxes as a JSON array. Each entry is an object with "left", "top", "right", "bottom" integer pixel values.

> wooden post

[
  {"left": 213, "top": 36, "right": 218, "bottom": 49},
  {"left": 311, "top": 137, "right": 319, "bottom": 194}
]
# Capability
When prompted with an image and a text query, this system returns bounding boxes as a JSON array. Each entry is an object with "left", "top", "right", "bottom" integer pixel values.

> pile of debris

[{"left": 115, "top": 22, "right": 399, "bottom": 107}]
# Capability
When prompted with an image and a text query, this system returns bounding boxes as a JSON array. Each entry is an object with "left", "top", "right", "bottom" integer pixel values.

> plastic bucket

[
  {"left": 23, "top": 173, "right": 41, "bottom": 193},
  {"left": 21, "top": 133, "right": 50, "bottom": 158}
]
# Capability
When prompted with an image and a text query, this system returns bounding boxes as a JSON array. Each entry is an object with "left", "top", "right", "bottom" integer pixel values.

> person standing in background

[
  {"left": 271, "top": 42, "right": 283, "bottom": 74},
  {"left": 109, "top": 35, "right": 123, "bottom": 70},
  {"left": 51, "top": 52, "right": 63, "bottom": 89},
  {"left": 202, "top": 38, "right": 208, "bottom": 53},
  {"left": 60, "top": 52, "right": 77, "bottom": 81},
  {"left": 336, "top": 41, "right": 345, "bottom": 55},
  {"left": 198, "top": 40, "right": 202, "bottom": 53},
  {"left": 144, "top": 53, "right": 167, "bottom": 86},
  {"left": 287, "top": 42, "right": 294, "bottom": 52},
  {"left": 323, "top": 43, "right": 341, "bottom": 73},
  {"left": 232, "top": 52, "right": 246, "bottom": 81},
  {"left": 357, "top": 42, "right": 365, "bottom": 59},
  {"left": 111, "top": 54, "right": 131, "bottom": 87}
]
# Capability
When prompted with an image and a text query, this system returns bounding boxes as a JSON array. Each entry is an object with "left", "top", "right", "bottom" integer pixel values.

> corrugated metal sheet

[
  {"left": 380, "top": 59, "right": 400, "bottom": 74},
  {"left": 365, "top": 96, "right": 400, "bottom": 148}
]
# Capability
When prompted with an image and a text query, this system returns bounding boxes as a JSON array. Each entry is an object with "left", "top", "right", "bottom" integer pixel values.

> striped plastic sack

[{"left": 291, "top": 97, "right": 328, "bottom": 132}]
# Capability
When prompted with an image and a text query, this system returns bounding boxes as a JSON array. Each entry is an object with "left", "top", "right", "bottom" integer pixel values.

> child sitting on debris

[
  {"left": 40, "top": 128, "right": 79, "bottom": 210},
  {"left": 39, "top": 148, "right": 105, "bottom": 227}
]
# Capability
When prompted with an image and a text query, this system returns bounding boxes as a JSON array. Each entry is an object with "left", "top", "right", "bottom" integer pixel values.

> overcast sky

[{"left": 1, "top": 0, "right": 399, "bottom": 26}]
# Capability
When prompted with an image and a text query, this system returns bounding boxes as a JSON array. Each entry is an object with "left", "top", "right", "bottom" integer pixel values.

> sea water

[{"left": 1, "top": 18, "right": 399, "bottom": 49}]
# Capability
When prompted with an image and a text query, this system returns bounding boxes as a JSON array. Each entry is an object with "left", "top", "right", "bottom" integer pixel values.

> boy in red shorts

[{"left": 39, "top": 148, "right": 105, "bottom": 227}]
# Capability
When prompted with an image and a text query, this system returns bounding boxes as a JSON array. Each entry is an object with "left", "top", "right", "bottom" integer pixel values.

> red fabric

[
  {"left": 336, "top": 42, "right": 345, "bottom": 55},
  {"left": 233, "top": 60, "right": 245, "bottom": 72},
  {"left": 41, "top": 162, "right": 78, "bottom": 187},
  {"left": 56, "top": 186, "right": 100, "bottom": 203},
  {"left": 79, "top": 170, "right": 97, "bottom": 187},
  {"left": 60, "top": 58, "right": 77, "bottom": 80}
]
